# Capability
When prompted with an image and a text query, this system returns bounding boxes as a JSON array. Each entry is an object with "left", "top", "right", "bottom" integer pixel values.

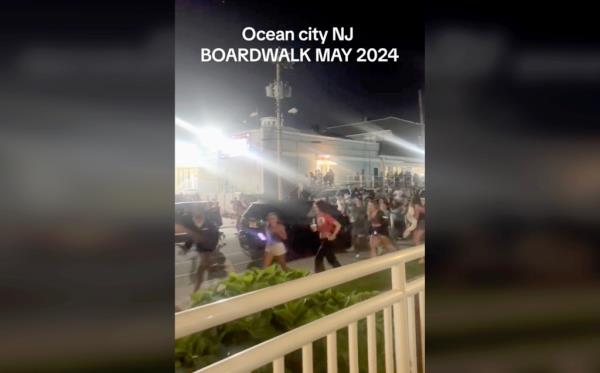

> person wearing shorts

[
  {"left": 263, "top": 212, "right": 288, "bottom": 270},
  {"left": 368, "top": 199, "right": 396, "bottom": 257}
]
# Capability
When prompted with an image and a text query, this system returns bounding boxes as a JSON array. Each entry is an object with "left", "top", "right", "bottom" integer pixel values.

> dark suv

[{"left": 238, "top": 200, "right": 351, "bottom": 265}]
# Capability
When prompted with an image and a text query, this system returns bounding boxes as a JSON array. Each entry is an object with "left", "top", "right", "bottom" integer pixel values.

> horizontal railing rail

[{"left": 175, "top": 245, "right": 424, "bottom": 339}]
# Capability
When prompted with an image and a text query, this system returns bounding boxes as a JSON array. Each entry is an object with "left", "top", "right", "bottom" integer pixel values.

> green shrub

[{"left": 175, "top": 265, "right": 384, "bottom": 373}]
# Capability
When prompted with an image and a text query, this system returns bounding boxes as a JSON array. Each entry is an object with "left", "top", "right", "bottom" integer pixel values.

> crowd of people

[
  {"left": 346, "top": 169, "right": 424, "bottom": 189},
  {"left": 260, "top": 185, "right": 426, "bottom": 274},
  {"left": 380, "top": 169, "right": 425, "bottom": 189},
  {"left": 337, "top": 186, "right": 426, "bottom": 249},
  {"left": 177, "top": 181, "right": 425, "bottom": 292},
  {"left": 307, "top": 168, "right": 335, "bottom": 187}
]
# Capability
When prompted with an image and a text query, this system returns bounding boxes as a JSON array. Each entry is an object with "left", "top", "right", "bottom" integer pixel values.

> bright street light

[{"left": 175, "top": 117, "right": 249, "bottom": 158}]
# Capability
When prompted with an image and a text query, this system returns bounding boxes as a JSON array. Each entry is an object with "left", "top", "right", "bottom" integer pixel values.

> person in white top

[{"left": 263, "top": 212, "right": 288, "bottom": 270}]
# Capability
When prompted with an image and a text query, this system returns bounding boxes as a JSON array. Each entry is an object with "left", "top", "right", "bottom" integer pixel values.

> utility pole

[
  {"left": 275, "top": 62, "right": 282, "bottom": 200},
  {"left": 266, "top": 60, "right": 292, "bottom": 200}
]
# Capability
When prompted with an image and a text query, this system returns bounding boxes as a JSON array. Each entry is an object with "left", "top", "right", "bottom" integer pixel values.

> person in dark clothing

[
  {"left": 176, "top": 208, "right": 220, "bottom": 292},
  {"left": 208, "top": 202, "right": 223, "bottom": 227},
  {"left": 231, "top": 197, "right": 245, "bottom": 231},
  {"left": 368, "top": 199, "right": 396, "bottom": 257},
  {"left": 390, "top": 200, "right": 405, "bottom": 241},
  {"left": 347, "top": 197, "right": 368, "bottom": 257},
  {"left": 311, "top": 200, "right": 342, "bottom": 272}
]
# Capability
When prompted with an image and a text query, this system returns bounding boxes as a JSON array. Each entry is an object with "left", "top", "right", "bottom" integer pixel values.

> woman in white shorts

[{"left": 263, "top": 212, "right": 289, "bottom": 270}]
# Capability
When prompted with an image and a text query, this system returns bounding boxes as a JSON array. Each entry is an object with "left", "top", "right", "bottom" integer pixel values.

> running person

[
  {"left": 368, "top": 199, "right": 396, "bottom": 257},
  {"left": 232, "top": 197, "right": 246, "bottom": 232},
  {"left": 263, "top": 212, "right": 288, "bottom": 270},
  {"left": 176, "top": 208, "right": 220, "bottom": 293},
  {"left": 408, "top": 194, "right": 425, "bottom": 245},
  {"left": 312, "top": 200, "right": 342, "bottom": 273}
]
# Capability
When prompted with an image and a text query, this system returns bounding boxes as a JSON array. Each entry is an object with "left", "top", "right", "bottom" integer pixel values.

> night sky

[{"left": 176, "top": 0, "right": 423, "bottom": 134}]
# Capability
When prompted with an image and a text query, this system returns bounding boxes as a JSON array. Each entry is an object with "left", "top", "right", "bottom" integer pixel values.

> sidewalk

[
  {"left": 175, "top": 239, "right": 416, "bottom": 310},
  {"left": 220, "top": 217, "right": 237, "bottom": 229}
]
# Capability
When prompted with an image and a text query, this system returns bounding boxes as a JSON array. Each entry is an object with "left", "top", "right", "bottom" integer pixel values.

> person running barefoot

[
  {"left": 368, "top": 199, "right": 396, "bottom": 257},
  {"left": 263, "top": 212, "right": 289, "bottom": 270},
  {"left": 312, "top": 200, "right": 342, "bottom": 272}
]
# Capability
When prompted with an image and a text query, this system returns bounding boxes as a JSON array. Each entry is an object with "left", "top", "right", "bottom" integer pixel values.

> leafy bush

[{"left": 175, "top": 265, "right": 383, "bottom": 372}]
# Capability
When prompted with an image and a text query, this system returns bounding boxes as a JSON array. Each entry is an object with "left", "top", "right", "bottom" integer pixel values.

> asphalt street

[{"left": 175, "top": 218, "right": 415, "bottom": 309}]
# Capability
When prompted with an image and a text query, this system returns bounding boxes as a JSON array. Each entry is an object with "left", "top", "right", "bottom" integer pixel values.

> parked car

[{"left": 238, "top": 200, "right": 352, "bottom": 265}]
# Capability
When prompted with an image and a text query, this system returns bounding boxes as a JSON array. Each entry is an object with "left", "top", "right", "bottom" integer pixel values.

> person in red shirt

[{"left": 311, "top": 200, "right": 342, "bottom": 272}]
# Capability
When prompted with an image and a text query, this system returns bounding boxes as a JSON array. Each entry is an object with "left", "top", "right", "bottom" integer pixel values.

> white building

[{"left": 211, "top": 116, "right": 425, "bottom": 198}]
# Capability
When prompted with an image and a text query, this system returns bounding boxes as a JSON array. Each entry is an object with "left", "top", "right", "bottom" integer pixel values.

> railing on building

[
  {"left": 340, "top": 175, "right": 390, "bottom": 188},
  {"left": 175, "top": 245, "right": 425, "bottom": 373},
  {"left": 341, "top": 176, "right": 425, "bottom": 190}
]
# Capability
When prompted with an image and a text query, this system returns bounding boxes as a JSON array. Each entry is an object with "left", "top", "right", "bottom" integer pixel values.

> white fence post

[
  {"left": 407, "top": 296, "right": 417, "bottom": 373},
  {"left": 327, "top": 332, "right": 338, "bottom": 373},
  {"left": 419, "top": 291, "right": 425, "bottom": 373},
  {"left": 302, "top": 343, "right": 313, "bottom": 373},
  {"left": 273, "top": 357, "right": 285, "bottom": 373},
  {"left": 391, "top": 262, "right": 409, "bottom": 373},
  {"left": 383, "top": 306, "right": 394, "bottom": 373},
  {"left": 348, "top": 321, "right": 359, "bottom": 373},
  {"left": 367, "top": 313, "right": 377, "bottom": 373}
]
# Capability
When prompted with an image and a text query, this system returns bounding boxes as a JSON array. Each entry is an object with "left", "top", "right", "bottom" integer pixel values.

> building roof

[
  {"left": 323, "top": 116, "right": 424, "bottom": 158},
  {"left": 324, "top": 116, "right": 420, "bottom": 136}
]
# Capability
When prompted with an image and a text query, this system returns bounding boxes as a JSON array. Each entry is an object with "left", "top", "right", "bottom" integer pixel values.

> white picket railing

[{"left": 176, "top": 244, "right": 425, "bottom": 373}]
